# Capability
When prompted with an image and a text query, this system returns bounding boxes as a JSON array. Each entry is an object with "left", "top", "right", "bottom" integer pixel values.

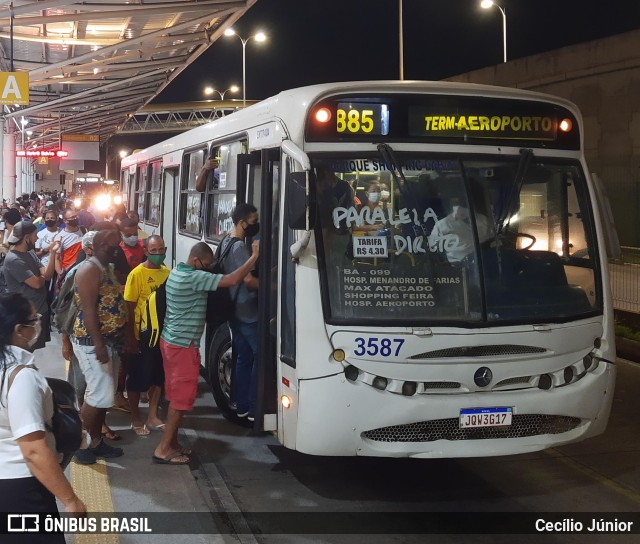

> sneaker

[
  {"left": 91, "top": 439, "right": 124, "bottom": 459},
  {"left": 237, "top": 411, "right": 249, "bottom": 418},
  {"left": 74, "top": 448, "right": 97, "bottom": 465}
]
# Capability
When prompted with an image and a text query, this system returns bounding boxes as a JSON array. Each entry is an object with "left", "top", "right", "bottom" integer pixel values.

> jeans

[{"left": 230, "top": 319, "right": 258, "bottom": 415}]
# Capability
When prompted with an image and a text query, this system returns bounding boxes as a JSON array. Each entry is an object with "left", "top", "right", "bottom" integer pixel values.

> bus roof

[{"left": 121, "top": 80, "right": 581, "bottom": 167}]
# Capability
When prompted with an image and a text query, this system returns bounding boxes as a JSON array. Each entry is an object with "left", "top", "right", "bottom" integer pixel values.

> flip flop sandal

[
  {"left": 102, "top": 430, "right": 122, "bottom": 441},
  {"left": 147, "top": 423, "right": 166, "bottom": 431},
  {"left": 152, "top": 452, "right": 190, "bottom": 465},
  {"left": 131, "top": 424, "right": 150, "bottom": 436}
]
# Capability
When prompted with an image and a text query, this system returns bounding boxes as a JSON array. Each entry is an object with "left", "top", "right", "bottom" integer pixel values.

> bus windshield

[{"left": 314, "top": 154, "right": 601, "bottom": 325}]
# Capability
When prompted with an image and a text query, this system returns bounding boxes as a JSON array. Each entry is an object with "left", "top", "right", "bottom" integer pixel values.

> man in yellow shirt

[{"left": 123, "top": 235, "right": 170, "bottom": 435}]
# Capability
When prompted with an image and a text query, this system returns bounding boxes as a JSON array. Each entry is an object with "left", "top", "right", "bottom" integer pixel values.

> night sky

[
  {"left": 106, "top": 0, "right": 639, "bottom": 158},
  {"left": 155, "top": 0, "right": 640, "bottom": 104}
]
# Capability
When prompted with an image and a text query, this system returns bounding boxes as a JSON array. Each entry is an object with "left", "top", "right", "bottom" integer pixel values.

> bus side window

[{"left": 179, "top": 148, "right": 206, "bottom": 236}]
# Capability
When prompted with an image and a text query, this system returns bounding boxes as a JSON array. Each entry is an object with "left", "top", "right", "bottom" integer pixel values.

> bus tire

[{"left": 207, "top": 323, "right": 246, "bottom": 424}]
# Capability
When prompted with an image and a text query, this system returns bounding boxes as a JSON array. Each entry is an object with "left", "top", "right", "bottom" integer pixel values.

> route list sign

[{"left": 341, "top": 266, "right": 465, "bottom": 313}]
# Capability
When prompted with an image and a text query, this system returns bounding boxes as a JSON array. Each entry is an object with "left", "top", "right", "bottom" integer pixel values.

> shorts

[
  {"left": 125, "top": 342, "right": 165, "bottom": 392},
  {"left": 159, "top": 338, "right": 200, "bottom": 411},
  {"left": 72, "top": 340, "right": 119, "bottom": 409}
]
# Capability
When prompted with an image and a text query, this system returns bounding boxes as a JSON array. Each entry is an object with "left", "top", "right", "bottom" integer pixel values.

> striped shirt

[{"left": 161, "top": 263, "right": 222, "bottom": 348}]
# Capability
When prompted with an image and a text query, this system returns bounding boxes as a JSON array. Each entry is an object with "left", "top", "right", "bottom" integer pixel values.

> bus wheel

[{"left": 207, "top": 324, "right": 244, "bottom": 423}]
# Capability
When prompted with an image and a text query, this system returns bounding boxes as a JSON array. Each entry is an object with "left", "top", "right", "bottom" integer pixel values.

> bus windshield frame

[{"left": 312, "top": 151, "right": 603, "bottom": 328}]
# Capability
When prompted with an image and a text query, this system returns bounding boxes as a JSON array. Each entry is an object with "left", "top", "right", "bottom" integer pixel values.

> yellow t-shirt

[{"left": 123, "top": 263, "right": 170, "bottom": 339}]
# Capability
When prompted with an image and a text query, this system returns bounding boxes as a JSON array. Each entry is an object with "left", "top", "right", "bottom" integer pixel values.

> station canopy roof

[{"left": 0, "top": 0, "right": 256, "bottom": 150}]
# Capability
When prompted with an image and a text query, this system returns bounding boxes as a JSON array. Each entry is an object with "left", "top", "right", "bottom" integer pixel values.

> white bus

[{"left": 121, "top": 81, "right": 617, "bottom": 458}]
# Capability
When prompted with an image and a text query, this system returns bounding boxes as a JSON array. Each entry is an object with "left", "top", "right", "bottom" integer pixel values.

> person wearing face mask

[
  {"left": 428, "top": 197, "right": 492, "bottom": 265},
  {"left": 153, "top": 238, "right": 258, "bottom": 464},
  {"left": 0, "top": 294, "right": 86, "bottom": 538},
  {"left": 35, "top": 209, "right": 61, "bottom": 309},
  {"left": 3, "top": 221, "right": 60, "bottom": 350},
  {"left": 123, "top": 235, "right": 170, "bottom": 436},
  {"left": 352, "top": 180, "right": 390, "bottom": 236},
  {"left": 71, "top": 224, "right": 128, "bottom": 464},
  {"left": 220, "top": 203, "right": 261, "bottom": 421},
  {"left": 119, "top": 217, "right": 146, "bottom": 270},
  {"left": 54, "top": 208, "right": 83, "bottom": 276}
]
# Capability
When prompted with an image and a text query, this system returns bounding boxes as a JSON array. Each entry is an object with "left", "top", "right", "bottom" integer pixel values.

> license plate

[{"left": 459, "top": 407, "right": 513, "bottom": 429}]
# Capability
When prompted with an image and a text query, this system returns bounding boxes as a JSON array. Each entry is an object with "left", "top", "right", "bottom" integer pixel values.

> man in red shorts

[{"left": 152, "top": 241, "right": 258, "bottom": 465}]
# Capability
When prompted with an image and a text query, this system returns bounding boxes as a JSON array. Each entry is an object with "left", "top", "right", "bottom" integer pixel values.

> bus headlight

[
  {"left": 94, "top": 193, "right": 111, "bottom": 211},
  {"left": 372, "top": 376, "right": 388, "bottom": 390},
  {"left": 73, "top": 198, "right": 81, "bottom": 208},
  {"left": 113, "top": 195, "right": 123, "bottom": 205},
  {"left": 280, "top": 395, "right": 292, "bottom": 409}
]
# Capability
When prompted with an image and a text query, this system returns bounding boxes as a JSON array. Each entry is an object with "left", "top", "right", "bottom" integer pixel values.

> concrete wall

[{"left": 446, "top": 30, "right": 640, "bottom": 247}]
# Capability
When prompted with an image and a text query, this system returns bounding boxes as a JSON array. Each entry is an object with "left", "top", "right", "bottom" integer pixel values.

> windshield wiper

[
  {"left": 496, "top": 148, "right": 533, "bottom": 236},
  {"left": 377, "top": 143, "right": 407, "bottom": 186}
]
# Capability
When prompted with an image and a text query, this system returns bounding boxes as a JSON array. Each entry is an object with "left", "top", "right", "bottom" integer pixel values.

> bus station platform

[{"left": 36, "top": 333, "right": 232, "bottom": 544}]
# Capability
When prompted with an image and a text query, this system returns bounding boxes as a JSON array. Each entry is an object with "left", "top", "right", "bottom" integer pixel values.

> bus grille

[
  {"left": 423, "top": 381, "right": 461, "bottom": 389},
  {"left": 409, "top": 345, "right": 547, "bottom": 359},
  {"left": 494, "top": 376, "right": 532, "bottom": 388},
  {"left": 362, "top": 415, "right": 581, "bottom": 443}
]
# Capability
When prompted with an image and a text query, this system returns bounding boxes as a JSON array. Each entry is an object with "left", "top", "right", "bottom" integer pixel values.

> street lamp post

[
  {"left": 203, "top": 85, "right": 240, "bottom": 100},
  {"left": 224, "top": 29, "right": 267, "bottom": 106},
  {"left": 480, "top": 0, "right": 507, "bottom": 63},
  {"left": 399, "top": 0, "right": 404, "bottom": 80}
]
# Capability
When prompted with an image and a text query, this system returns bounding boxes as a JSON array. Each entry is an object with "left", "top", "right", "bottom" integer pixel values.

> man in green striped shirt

[{"left": 153, "top": 241, "right": 259, "bottom": 465}]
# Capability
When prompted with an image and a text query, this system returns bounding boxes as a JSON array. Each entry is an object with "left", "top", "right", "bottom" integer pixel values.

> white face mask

[
  {"left": 368, "top": 192, "right": 380, "bottom": 203},
  {"left": 122, "top": 235, "right": 138, "bottom": 247},
  {"left": 380, "top": 190, "right": 390, "bottom": 200},
  {"left": 21, "top": 320, "right": 41, "bottom": 348},
  {"left": 28, "top": 321, "right": 42, "bottom": 348}
]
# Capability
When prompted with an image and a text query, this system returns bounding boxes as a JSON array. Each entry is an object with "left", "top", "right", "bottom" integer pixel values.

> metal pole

[
  {"left": 499, "top": 6, "right": 507, "bottom": 63},
  {"left": 399, "top": 0, "right": 404, "bottom": 80},
  {"left": 242, "top": 39, "right": 247, "bottom": 106}
]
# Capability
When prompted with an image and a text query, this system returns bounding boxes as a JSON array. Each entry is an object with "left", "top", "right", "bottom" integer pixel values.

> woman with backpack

[{"left": 0, "top": 293, "right": 86, "bottom": 538}]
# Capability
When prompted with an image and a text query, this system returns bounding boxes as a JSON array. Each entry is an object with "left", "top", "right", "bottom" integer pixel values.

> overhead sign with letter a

[{"left": 0, "top": 72, "right": 29, "bottom": 105}]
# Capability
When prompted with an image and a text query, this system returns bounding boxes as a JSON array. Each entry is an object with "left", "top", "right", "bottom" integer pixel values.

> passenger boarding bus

[{"left": 121, "top": 81, "right": 618, "bottom": 458}]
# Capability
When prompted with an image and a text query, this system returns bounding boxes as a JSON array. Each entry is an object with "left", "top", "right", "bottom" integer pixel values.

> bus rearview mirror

[{"left": 287, "top": 171, "right": 316, "bottom": 230}]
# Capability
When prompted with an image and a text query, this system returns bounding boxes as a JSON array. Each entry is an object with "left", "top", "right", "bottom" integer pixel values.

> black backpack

[
  {"left": 139, "top": 281, "right": 168, "bottom": 348},
  {"left": 9, "top": 367, "right": 83, "bottom": 468},
  {"left": 206, "top": 236, "right": 242, "bottom": 329},
  {"left": 50, "top": 266, "right": 79, "bottom": 335}
]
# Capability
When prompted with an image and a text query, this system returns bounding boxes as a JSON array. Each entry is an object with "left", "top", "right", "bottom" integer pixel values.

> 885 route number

[{"left": 353, "top": 337, "right": 405, "bottom": 357}]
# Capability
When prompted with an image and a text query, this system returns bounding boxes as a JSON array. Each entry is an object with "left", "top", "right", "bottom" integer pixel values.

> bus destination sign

[
  {"left": 336, "top": 102, "right": 389, "bottom": 136},
  {"left": 408, "top": 107, "right": 558, "bottom": 140}
]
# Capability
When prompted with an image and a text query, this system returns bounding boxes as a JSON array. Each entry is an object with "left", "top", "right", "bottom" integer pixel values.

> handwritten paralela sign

[{"left": 0, "top": 72, "right": 29, "bottom": 105}]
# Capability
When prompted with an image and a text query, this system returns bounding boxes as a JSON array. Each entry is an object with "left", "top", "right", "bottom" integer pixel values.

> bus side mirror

[{"left": 287, "top": 171, "right": 316, "bottom": 230}]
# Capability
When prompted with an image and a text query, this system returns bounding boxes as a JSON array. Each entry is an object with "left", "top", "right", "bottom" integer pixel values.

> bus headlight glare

[
  {"left": 280, "top": 395, "right": 292, "bottom": 409},
  {"left": 332, "top": 349, "right": 345, "bottom": 362},
  {"left": 113, "top": 195, "right": 123, "bottom": 205},
  {"left": 73, "top": 198, "right": 81, "bottom": 208},
  {"left": 94, "top": 194, "right": 111, "bottom": 211}
]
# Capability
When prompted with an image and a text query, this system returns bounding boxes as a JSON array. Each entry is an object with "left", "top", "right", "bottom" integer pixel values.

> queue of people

[{"left": 0, "top": 194, "right": 262, "bottom": 522}]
